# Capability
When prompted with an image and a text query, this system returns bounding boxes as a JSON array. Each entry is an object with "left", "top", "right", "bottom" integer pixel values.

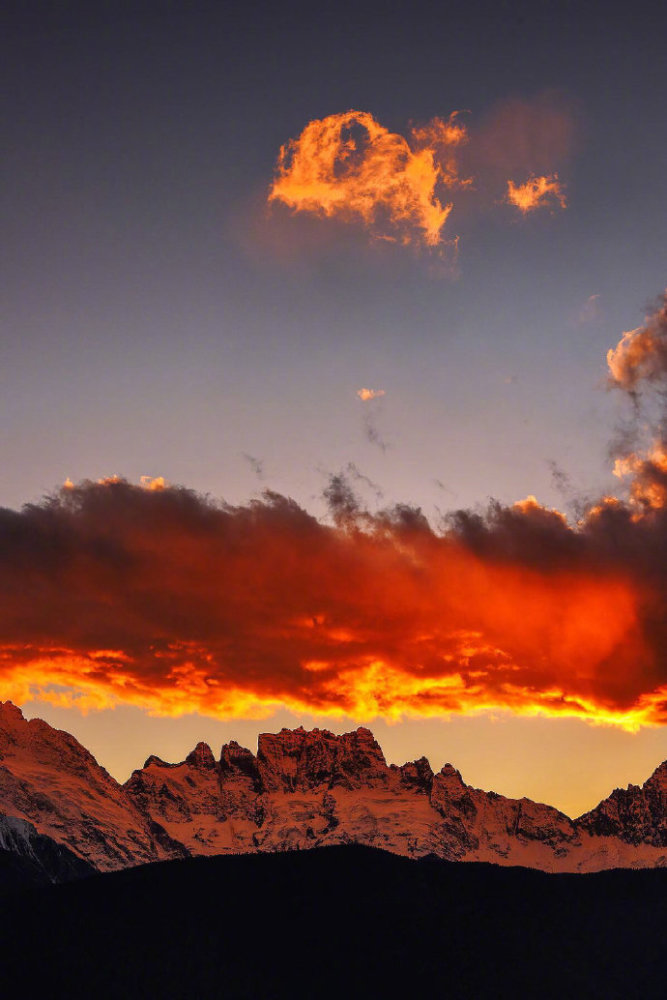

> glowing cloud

[
  {"left": 0, "top": 464, "right": 665, "bottom": 730},
  {"left": 607, "top": 293, "right": 667, "bottom": 391},
  {"left": 613, "top": 444, "right": 667, "bottom": 512},
  {"left": 140, "top": 476, "right": 167, "bottom": 491},
  {"left": 506, "top": 174, "right": 567, "bottom": 213},
  {"left": 269, "top": 110, "right": 464, "bottom": 248},
  {"left": 269, "top": 104, "right": 572, "bottom": 251},
  {"left": 5, "top": 287, "right": 666, "bottom": 732},
  {"left": 357, "top": 388, "right": 386, "bottom": 401},
  {"left": 606, "top": 291, "right": 667, "bottom": 514}
]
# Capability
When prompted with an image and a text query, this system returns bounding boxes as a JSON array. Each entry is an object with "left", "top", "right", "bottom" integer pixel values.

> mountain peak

[
  {"left": 0, "top": 704, "right": 177, "bottom": 871},
  {"left": 143, "top": 754, "right": 171, "bottom": 769},
  {"left": 439, "top": 763, "right": 466, "bottom": 784},
  {"left": 255, "top": 725, "right": 387, "bottom": 792},
  {"left": 644, "top": 759, "right": 667, "bottom": 792},
  {"left": 0, "top": 701, "right": 26, "bottom": 727},
  {"left": 398, "top": 756, "right": 434, "bottom": 792},
  {"left": 185, "top": 742, "right": 216, "bottom": 770}
]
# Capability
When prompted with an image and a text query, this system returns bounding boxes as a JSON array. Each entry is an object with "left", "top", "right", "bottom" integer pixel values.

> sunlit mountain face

[{"left": 2, "top": 702, "right": 667, "bottom": 879}]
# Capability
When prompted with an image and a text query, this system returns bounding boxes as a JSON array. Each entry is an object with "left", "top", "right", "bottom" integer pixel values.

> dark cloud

[
  {"left": 4, "top": 285, "right": 666, "bottom": 729},
  {"left": 0, "top": 471, "right": 665, "bottom": 728}
]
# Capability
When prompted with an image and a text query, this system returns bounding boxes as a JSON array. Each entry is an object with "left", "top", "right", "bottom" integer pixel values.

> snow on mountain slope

[
  {"left": 125, "top": 727, "right": 446, "bottom": 858},
  {"left": 3, "top": 702, "right": 667, "bottom": 874},
  {"left": 123, "top": 724, "right": 667, "bottom": 871},
  {"left": 0, "top": 811, "right": 94, "bottom": 889},
  {"left": 0, "top": 702, "right": 185, "bottom": 870}
]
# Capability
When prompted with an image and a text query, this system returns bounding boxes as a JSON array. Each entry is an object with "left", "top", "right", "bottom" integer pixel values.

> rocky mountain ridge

[
  {"left": 0, "top": 812, "right": 94, "bottom": 890},
  {"left": 2, "top": 701, "right": 667, "bottom": 875},
  {"left": 0, "top": 701, "right": 186, "bottom": 870}
]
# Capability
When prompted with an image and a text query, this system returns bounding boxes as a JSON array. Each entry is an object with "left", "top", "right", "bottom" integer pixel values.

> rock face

[
  {"left": 0, "top": 812, "right": 94, "bottom": 890},
  {"left": 3, "top": 701, "right": 667, "bottom": 875},
  {"left": 122, "top": 724, "right": 667, "bottom": 872},
  {"left": 125, "top": 726, "right": 443, "bottom": 859},
  {"left": 0, "top": 702, "right": 185, "bottom": 871},
  {"left": 577, "top": 761, "right": 667, "bottom": 846}
]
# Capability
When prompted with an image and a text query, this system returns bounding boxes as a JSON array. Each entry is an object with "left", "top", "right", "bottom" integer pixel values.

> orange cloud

[
  {"left": 268, "top": 101, "right": 574, "bottom": 250},
  {"left": 269, "top": 110, "right": 460, "bottom": 248},
  {"left": 357, "top": 388, "right": 386, "bottom": 401},
  {"left": 5, "top": 283, "right": 666, "bottom": 732},
  {"left": 607, "top": 293, "right": 667, "bottom": 391},
  {"left": 506, "top": 174, "right": 567, "bottom": 213},
  {"left": 606, "top": 291, "right": 667, "bottom": 517},
  {"left": 1, "top": 471, "right": 665, "bottom": 731},
  {"left": 614, "top": 443, "right": 667, "bottom": 513},
  {"left": 139, "top": 476, "right": 168, "bottom": 491}
]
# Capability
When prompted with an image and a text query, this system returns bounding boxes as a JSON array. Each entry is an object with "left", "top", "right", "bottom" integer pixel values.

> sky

[{"left": 2, "top": 0, "right": 667, "bottom": 818}]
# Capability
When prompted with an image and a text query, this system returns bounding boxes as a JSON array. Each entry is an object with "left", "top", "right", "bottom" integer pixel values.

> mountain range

[{"left": 2, "top": 699, "right": 667, "bottom": 882}]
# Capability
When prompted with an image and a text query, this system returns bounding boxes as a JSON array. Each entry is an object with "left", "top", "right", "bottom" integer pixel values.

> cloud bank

[{"left": 1, "top": 461, "right": 665, "bottom": 729}]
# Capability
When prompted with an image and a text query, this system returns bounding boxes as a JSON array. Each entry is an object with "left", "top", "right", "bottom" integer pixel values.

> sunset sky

[{"left": 2, "top": 1, "right": 667, "bottom": 818}]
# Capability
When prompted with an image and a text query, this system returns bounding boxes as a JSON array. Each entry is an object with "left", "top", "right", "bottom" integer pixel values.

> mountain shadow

[{"left": 2, "top": 845, "right": 666, "bottom": 999}]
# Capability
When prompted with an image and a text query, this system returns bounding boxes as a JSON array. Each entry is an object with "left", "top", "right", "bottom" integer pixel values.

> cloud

[
  {"left": 607, "top": 293, "right": 667, "bottom": 392},
  {"left": 613, "top": 444, "right": 667, "bottom": 513},
  {"left": 576, "top": 294, "right": 602, "bottom": 326},
  {"left": 5, "top": 284, "right": 665, "bottom": 732},
  {"left": 343, "top": 462, "right": 384, "bottom": 501},
  {"left": 139, "top": 476, "right": 167, "bottom": 491},
  {"left": 0, "top": 457, "right": 665, "bottom": 731},
  {"left": 547, "top": 460, "right": 572, "bottom": 497},
  {"left": 269, "top": 110, "right": 460, "bottom": 249},
  {"left": 506, "top": 174, "right": 567, "bottom": 213},
  {"left": 268, "top": 99, "right": 572, "bottom": 252},
  {"left": 434, "top": 478, "right": 457, "bottom": 499},
  {"left": 356, "top": 388, "right": 389, "bottom": 450},
  {"left": 357, "top": 388, "right": 386, "bottom": 401},
  {"left": 363, "top": 411, "right": 389, "bottom": 452},
  {"left": 468, "top": 92, "right": 575, "bottom": 180},
  {"left": 606, "top": 292, "right": 667, "bottom": 511},
  {"left": 242, "top": 453, "right": 265, "bottom": 480}
]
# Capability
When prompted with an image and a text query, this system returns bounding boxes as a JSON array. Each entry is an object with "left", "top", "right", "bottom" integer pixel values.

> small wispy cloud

[
  {"left": 357, "top": 387, "right": 386, "bottom": 401},
  {"left": 506, "top": 173, "right": 566, "bottom": 213},
  {"left": 576, "top": 293, "right": 601, "bottom": 326},
  {"left": 363, "top": 411, "right": 389, "bottom": 452},
  {"left": 242, "top": 453, "right": 265, "bottom": 480},
  {"left": 547, "top": 460, "right": 572, "bottom": 497}
]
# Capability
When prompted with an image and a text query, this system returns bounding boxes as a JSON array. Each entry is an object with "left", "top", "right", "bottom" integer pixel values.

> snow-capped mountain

[
  {"left": 0, "top": 701, "right": 185, "bottom": 871},
  {"left": 123, "top": 724, "right": 667, "bottom": 872},
  {"left": 0, "top": 812, "right": 93, "bottom": 890},
  {"left": 2, "top": 700, "right": 667, "bottom": 877}
]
